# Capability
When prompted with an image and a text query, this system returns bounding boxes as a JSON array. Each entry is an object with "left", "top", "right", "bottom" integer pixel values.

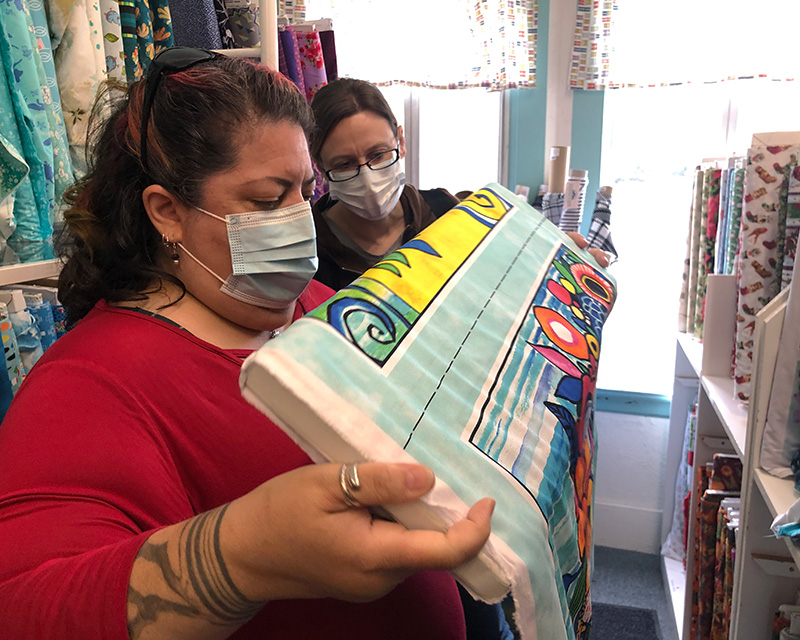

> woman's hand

[
  {"left": 224, "top": 462, "right": 494, "bottom": 603},
  {"left": 566, "top": 232, "right": 611, "bottom": 268}
]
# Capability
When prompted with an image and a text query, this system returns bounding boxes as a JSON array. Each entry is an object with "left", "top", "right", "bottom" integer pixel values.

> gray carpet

[
  {"left": 592, "top": 546, "right": 679, "bottom": 640},
  {"left": 592, "top": 602, "right": 661, "bottom": 639}
]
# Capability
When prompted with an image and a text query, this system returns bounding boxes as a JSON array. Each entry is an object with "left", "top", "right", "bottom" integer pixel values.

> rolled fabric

[
  {"left": 170, "top": 0, "right": 222, "bottom": 49},
  {"left": 586, "top": 188, "right": 617, "bottom": 259},
  {"left": 295, "top": 29, "right": 327, "bottom": 102},
  {"left": 783, "top": 165, "right": 800, "bottom": 289},
  {"left": 558, "top": 170, "right": 588, "bottom": 234},
  {"left": 99, "top": 0, "right": 124, "bottom": 78},
  {"left": 541, "top": 192, "right": 563, "bottom": 227},
  {"left": 686, "top": 169, "right": 705, "bottom": 335}
]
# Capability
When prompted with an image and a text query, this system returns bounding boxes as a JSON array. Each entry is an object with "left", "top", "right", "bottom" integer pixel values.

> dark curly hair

[{"left": 58, "top": 55, "right": 314, "bottom": 328}]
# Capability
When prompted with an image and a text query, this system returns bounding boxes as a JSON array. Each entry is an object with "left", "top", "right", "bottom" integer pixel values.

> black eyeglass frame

[
  {"left": 139, "top": 46, "right": 223, "bottom": 174},
  {"left": 324, "top": 148, "right": 401, "bottom": 183}
]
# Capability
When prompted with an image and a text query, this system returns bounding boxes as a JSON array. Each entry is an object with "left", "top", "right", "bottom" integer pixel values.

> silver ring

[{"left": 339, "top": 463, "right": 362, "bottom": 508}]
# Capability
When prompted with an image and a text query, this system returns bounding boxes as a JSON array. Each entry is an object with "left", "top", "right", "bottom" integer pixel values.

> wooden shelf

[
  {"left": 662, "top": 554, "right": 686, "bottom": 637},
  {"left": 701, "top": 375, "right": 748, "bottom": 458},
  {"left": 677, "top": 332, "right": 703, "bottom": 378},
  {"left": 754, "top": 469, "right": 800, "bottom": 568},
  {"left": 0, "top": 259, "right": 61, "bottom": 286}
]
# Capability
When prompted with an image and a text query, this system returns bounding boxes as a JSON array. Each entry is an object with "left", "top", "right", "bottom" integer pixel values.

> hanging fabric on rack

[
  {"left": 133, "top": 0, "right": 156, "bottom": 74},
  {"left": 119, "top": 0, "right": 142, "bottom": 82},
  {"left": 318, "top": 27, "right": 337, "bottom": 82},
  {"left": 279, "top": 25, "right": 304, "bottom": 95},
  {"left": 170, "top": 0, "right": 222, "bottom": 49},
  {"left": 213, "top": 0, "right": 236, "bottom": 49},
  {"left": 99, "top": 0, "right": 124, "bottom": 78},
  {"left": 734, "top": 144, "right": 799, "bottom": 402},
  {"left": 295, "top": 29, "right": 327, "bottom": 102},
  {"left": 0, "top": 134, "right": 25, "bottom": 263},
  {"left": 151, "top": 0, "right": 175, "bottom": 55},
  {"left": 0, "top": 0, "right": 63, "bottom": 261},
  {"left": 52, "top": 0, "right": 108, "bottom": 176},
  {"left": 227, "top": 1, "right": 261, "bottom": 48}
]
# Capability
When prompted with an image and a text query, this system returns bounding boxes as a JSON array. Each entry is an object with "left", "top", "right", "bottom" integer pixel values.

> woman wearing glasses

[
  {"left": 309, "top": 78, "right": 463, "bottom": 291},
  {"left": 0, "top": 49, "right": 493, "bottom": 639},
  {"left": 309, "top": 79, "right": 608, "bottom": 292}
]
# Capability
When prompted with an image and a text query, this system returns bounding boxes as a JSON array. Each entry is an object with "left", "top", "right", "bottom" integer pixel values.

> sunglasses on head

[{"left": 139, "top": 46, "right": 223, "bottom": 174}]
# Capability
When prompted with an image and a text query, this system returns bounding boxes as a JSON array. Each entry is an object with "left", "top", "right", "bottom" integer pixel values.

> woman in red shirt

[{"left": 0, "top": 48, "right": 494, "bottom": 640}]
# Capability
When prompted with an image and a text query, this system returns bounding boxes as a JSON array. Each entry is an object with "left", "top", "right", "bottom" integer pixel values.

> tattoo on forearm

[{"left": 127, "top": 504, "right": 264, "bottom": 638}]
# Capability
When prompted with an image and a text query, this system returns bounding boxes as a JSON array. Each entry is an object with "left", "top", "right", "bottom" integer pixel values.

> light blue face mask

[{"left": 179, "top": 200, "right": 318, "bottom": 309}]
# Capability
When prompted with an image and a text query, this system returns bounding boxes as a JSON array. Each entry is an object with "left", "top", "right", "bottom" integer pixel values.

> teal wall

[{"left": 506, "top": 0, "right": 549, "bottom": 194}]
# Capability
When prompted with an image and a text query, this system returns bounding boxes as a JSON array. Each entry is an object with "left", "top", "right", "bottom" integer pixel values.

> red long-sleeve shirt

[{"left": 0, "top": 282, "right": 465, "bottom": 639}]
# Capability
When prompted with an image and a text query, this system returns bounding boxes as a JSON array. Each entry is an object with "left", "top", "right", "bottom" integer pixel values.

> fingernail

[{"left": 404, "top": 465, "right": 433, "bottom": 491}]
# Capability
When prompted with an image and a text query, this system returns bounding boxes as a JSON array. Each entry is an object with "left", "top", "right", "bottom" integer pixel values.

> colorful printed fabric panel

[
  {"left": 697, "top": 493, "right": 726, "bottom": 640},
  {"left": 734, "top": 144, "right": 799, "bottom": 402},
  {"left": 295, "top": 30, "right": 326, "bottom": 102},
  {"left": 99, "top": 0, "right": 124, "bottom": 78},
  {"left": 0, "top": 302, "right": 22, "bottom": 393},
  {"left": 228, "top": 4, "right": 260, "bottom": 48},
  {"left": 569, "top": 0, "right": 616, "bottom": 90},
  {"left": 783, "top": 166, "right": 800, "bottom": 289},
  {"left": 151, "top": 0, "right": 174, "bottom": 55},
  {"left": 689, "top": 462, "right": 711, "bottom": 640},
  {"left": 679, "top": 170, "right": 701, "bottom": 332},
  {"left": 693, "top": 168, "right": 720, "bottom": 340},
  {"left": 715, "top": 168, "right": 731, "bottom": 275},
  {"left": 244, "top": 184, "right": 617, "bottom": 640},
  {"left": 118, "top": 0, "right": 141, "bottom": 82},
  {"left": 214, "top": 0, "right": 236, "bottom": 49},
  {"left": 685, "top": 169, "right": 704, "bottom": 335},
  {"left": 0, "top": 0, "right": 67, "bottom": 261},
  {"left": 725, "top": 167, "right": 745, "bottom": 275},
  {"left": 466, "top": 0, "right": 537, "bottom": 89}
]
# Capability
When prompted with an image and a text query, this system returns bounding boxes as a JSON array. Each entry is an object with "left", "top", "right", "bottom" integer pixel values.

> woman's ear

[
  {"left": 397, "top": 124, "right": 406, "bottom": 159},
  {"left": 142, "top": 185, "right": 188, "bottom": 243}
]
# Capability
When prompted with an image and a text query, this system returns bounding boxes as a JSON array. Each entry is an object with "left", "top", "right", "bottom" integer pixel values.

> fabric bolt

[
  {"left": 28, "top": 0, "right": 74, "bottom": 212},
  {"left": 689, "top": 463, "right": 711, "bottom": 640},
  {"left": 277, "top": 30, "right": 287, "bottom": 77},
  {"left": 50, "top": 301, "right": 67, "bottom": 336},
  {"left": 295, "top": 30, "right": 326, "bottom": 102},
  {"left": 24, "top": 298, "right": 57, "bottom": 351},
  {"left": 319, "top": 28, "right": 337, "bottom": 82},
  {"left": 242, "top": 184, "right": 618, "bottom": 640},
  {"left": 0, "top": 337, "right": 11, "bottom": 420},
  {"left": 0, "top": 302, "right": 22, "bottom": 393},
  {"left": 99, "top": 0, "right": 124, "bottom": 78},
  {"left": 132, "top": 0, "right": 155, "bottom": 75},
  {"left": 734, "top": 145, "right": 800, "bottom": 402},
  {"left": 169, "top": 0, "right": 222, "bottom": 49},
  {"left": 8, "top": 303, "right": 44, "bottom": 375},
  {"left": 558, "top": 174, "right": 588, "bottom": 234},
  {"left": 118, "top": 0, "right": 141, "bottom": 82},
  {"left": 708, "top": 454, "right": 743, "bottom": 492},
  {"left": 52, "top": 0, "right": 107, "bottom": 177},
  {"left": 279, "top": 26, "right": 304, "bottom": 94},
  {"left": 150, "top": 0, "right": 174, "bottom": 55},
  {"left": 714, "top": 168, "right": 733, "bottom": 273},
  {"left": 726, "top": 167, "right": 745, "bottom": 275},
  {"left": 697, "top": 491, "right": 729, "bottom": 640},
  {"left": 0, "top": 0, "right": 59, "bottom": 262},
  {"left": 0, "top": 133, "right": 28, "bottom": 219},
  {"left": 586, "top": 189, "right": 617, "bottom": 259},
  {"left": 722, "top": 525, "right": 735, "bottom": 639},
  {"left": 228, "top": 5, "right": 260, "bottom": 48},
  {"left": 709, "top": 508, "right": 729, "bottom": 640},
  {"left": 686, "top": 169, "right": 705, "bottom": 335},
  {"left": 694, "top": 168, "right": 721, "bottom": 340},
  {"left": 542, "top": 192, "right": 564, "bottom": 227},
  {"left": 214, "top": 0, "right": 236, "bottom": 49},
  {"left": 783, "top": 166, "right": 800, "bottom": 289},
  {"left": 569, "top": 0, "right": 616, "bottom": 90}
]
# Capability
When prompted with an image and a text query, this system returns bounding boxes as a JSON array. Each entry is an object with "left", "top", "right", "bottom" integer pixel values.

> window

[{"left": 599, "top": 81, "right": 800, "bottom": 395}]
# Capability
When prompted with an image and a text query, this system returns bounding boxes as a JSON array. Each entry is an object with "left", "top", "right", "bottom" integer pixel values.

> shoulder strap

[{"left": 419, "top": 188, "right": 457, "bottom": 219}]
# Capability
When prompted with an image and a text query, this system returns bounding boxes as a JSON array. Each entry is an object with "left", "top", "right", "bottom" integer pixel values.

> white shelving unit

[
  {"left": 0, "top": 259, "right": 61, "bottom": 287},
  {"left": 665, "top": 275, "right": 800, "bottom": 639}
]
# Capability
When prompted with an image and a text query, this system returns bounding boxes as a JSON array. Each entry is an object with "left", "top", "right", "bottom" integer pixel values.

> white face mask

[
  {"left": 178, "top": 200, "right": 318, "bottom": 309},
  {"left": 328, "top": 162, "right": 406, "bottom": 221}
]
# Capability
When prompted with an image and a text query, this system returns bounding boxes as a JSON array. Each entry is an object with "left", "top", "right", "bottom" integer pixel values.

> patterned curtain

[
  {"left": 303, "top": 0, "right": 537, "bottom": 90},
  {"left": 569, "top": 0, "right": 616, "bottom": 90}
]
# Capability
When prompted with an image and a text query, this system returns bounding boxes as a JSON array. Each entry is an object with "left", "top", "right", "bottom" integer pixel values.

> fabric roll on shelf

[
  {"left": 686, "top": 168, "right": 705, "bottom": 336},
  {"left": 586, "top": 186, "right": 618, "bottom": 260},
  {"left": 559, "top": 169, "right": 588, "bottom": 234}
]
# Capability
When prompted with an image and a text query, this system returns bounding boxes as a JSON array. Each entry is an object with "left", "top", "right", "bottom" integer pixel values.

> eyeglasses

[
  {"left": 325, "top": 148, "right": 400, "bottom": 183},
  {"left": 139, "top": 46, "right": 222, "bottom": 174}
]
